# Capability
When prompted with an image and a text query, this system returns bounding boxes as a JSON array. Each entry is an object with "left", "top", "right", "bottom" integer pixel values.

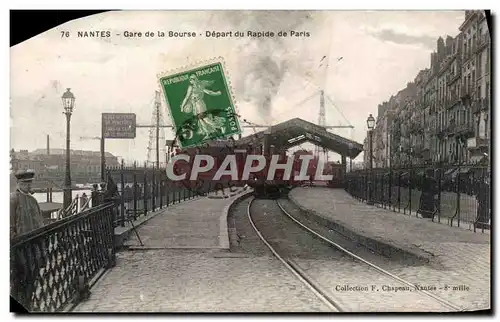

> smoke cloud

[{"left": 218, "top": 11, "right": 328, "bottom": 123}]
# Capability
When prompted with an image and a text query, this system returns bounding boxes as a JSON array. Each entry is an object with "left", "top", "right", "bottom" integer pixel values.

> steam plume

[{"left": 218, "top": 11, "right": 327, "bottom": 122}]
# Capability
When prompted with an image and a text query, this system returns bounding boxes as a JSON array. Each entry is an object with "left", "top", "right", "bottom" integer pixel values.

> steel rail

[
  {"left": 246, "top": 197, "right": 344, "bottom": 312},
  {"left": 275, "top": 200, "right": 464, "bottom": 312}
]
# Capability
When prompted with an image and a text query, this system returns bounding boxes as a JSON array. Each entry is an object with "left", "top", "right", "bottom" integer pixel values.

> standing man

[
  {"left": 417, "top": 169, "right": 437, "bottom": 219},
  {"left": 10, "top": 169, "right": 46, "bottom": 311},
  {"left": 10, "top": 169, "right": 45, "bottom": 239},
  {"left": 476, "top": 171, "right": 491, "bottom": 230}
]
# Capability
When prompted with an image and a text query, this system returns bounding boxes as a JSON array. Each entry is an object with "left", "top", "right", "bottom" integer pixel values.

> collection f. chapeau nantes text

[{"left": 68, "top": 30, "right": 311, "bottom": 39}]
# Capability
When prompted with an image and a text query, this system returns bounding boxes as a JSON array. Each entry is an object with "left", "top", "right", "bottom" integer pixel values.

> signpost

[
  {"left": 101, "top": 113, "right": 137, "bottom": 180},
  {"left": 102, "top": 113, "right": 137, "bottom": 139}
]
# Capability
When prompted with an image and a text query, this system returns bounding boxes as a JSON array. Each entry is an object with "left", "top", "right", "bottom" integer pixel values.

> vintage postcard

[{"left": 9, "top": 10, "right": 491, "bottom": 314}]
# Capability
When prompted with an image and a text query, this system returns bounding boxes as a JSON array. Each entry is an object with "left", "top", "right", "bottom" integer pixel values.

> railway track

[{"left": 246, "top": 196, "right": 463, "bottom": 312}]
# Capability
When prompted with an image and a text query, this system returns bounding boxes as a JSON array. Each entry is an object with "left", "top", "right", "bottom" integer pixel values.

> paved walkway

[
  {"left": 73, "top": 189, "right": 330, "bottom": 312},
  {"left": 122, "top": 188, "right": 242, "bottom": 249},
  {"left": 289, "top": 187, "right": 491, "bottom": 311}
]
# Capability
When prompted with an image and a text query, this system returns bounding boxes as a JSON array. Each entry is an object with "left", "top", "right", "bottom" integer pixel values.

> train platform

[
  {"left": 288, "top": 187, "right": 491, "bottom": 310},
  {"left": 122, "top": 187, "right": 250, "bottom": 249},
  {"left": 72, "top": 188, "right": 337, "bottom": 312}
]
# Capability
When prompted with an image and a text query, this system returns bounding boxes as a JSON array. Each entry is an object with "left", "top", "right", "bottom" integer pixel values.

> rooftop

[{"left": 31, "top": 149, "right": 116, "bottom": 158}]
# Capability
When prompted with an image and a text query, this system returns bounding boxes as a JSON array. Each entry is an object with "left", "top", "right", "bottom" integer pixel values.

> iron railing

[
  {"left": 10, "top": 163, "right": 242, "bottom": 312},
  {"left": 56, "top": 195, "right": 79, "bottom": 220},
  {"left": 96, "top": 164, "right": 243, "bottom": 227},
  {"left": 345, "top": 164, "right": 491, "bottom": 233},
  {"left": 10, "top": 202, "right": 116, "bottom": 312}
]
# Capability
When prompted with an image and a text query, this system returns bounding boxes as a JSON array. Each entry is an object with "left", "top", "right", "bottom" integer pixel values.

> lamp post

[
  {"left": 366, "top": 114, "right": 376, "bottom": 205},
  {"left": 62, "top": 88, "right": 75, "bottom": 209}
]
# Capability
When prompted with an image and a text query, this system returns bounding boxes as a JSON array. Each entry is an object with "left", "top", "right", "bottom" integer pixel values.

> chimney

[
  {"left": 47, "top": 134, "right": 50, "bottom": 155},
  {"left": 437, "top": 37, "right": 445, "bottom": 61}
]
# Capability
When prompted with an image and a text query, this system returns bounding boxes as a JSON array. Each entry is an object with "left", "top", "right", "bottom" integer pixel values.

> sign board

[
  {"left": 102, "top": 113, "right": 136, "bottom": 139},
  {"left": 165, "top": 139, "right": 176, "bottom": 147}
]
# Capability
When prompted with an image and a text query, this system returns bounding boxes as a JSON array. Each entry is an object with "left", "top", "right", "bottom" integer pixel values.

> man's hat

[{"left": 15, "top": 169, "right": 35, "bottom": 182}]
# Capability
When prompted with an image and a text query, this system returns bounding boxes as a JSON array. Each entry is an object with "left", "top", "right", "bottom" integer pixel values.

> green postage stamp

[{"left": 158, "top": 57, "right": 242, "bottom": 148}]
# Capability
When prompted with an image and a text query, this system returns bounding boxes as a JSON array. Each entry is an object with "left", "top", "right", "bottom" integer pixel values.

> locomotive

[{"left": 167, "top": 136, "right": 345, "bottom": 198}]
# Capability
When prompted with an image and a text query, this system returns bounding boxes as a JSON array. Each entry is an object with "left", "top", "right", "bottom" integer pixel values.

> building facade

[
  {"left": 465, "top": 10, "right": 491, "bottom": 162},
  {"left": 365, "top": 10, "right": 491, "bottom": 168},
  {"left": 10, "top": 148, "right": 120, "bottom": 178}
]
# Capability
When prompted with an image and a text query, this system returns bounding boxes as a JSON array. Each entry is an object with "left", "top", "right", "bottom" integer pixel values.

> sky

[{"left": 10, "top": 10, "right": 466, "bottom": 164}]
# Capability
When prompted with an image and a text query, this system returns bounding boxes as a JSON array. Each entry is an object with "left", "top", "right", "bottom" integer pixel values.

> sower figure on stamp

[
  {"left": 180, "top": 74, "right": 226, "bottom": 140},
  {"left": 10, "top": 169, "right": 47, "bottom": 311}
]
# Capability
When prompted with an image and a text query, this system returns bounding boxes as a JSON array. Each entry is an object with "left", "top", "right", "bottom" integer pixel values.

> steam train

[
  {"left": 242, "top": 146, "right": 344, "bottom": 198},
  {"left": 168, "top": 138, "right": 344, "bottom": 198}
]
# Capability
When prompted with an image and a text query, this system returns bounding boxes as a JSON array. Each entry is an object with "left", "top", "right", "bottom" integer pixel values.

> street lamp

[
  {"left": 62, "top": 88, "right": 75, "bottom": 210},
  {"left": 366, "top": 114, "right": 375, "bottom": 205}
]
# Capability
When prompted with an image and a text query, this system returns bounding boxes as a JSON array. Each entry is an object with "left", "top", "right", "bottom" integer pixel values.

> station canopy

[{"left": 235, "top": 118, "right": 363, "bottom": 159}]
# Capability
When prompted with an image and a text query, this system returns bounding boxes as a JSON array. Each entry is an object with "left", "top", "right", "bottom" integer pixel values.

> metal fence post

[
  {"left": 437, "top": 165, "right": 442, "bottom": 223},
  {"left": 379, "top": 173, "right": 383, "bottom": 208},
  {"left": 143, "top": 163, "right": 148, "bottom": 217},
  {"left": 152, "top": 165, "right": 156, "bottom": 212},
  {"left": 380, "top": 173, "right": 383, "bottom": 206},
  {"left": 364, "top": 173, "right": 367, "bottom": 202},
  {"left": 120, "top": 160, "right": 125, "bottom": 227},
  {"left": 449, "top": 166, "right": 459, "bottom": 227},
  {"left": 408, "top": 167, "right": 412, "bottom": 216},
  {"left": 397, "top": 170, "right": 401, "bottom": 212},
  {"left": 166, "top": 181, "right": 170, "bottom": 206},
  {"left": 454, "top": 166, "right": 462, "bottom": 227},
  {"left": 159, "top": 178, "right": 163, "bottom": 210},
  {"left": 458, "top": 166, "right": 462, "bottom": 227},
  {"left": 388, "top": 166, "right": 392, "bottom": 210},
  {"left": 133, "top": 162, "right": 138, "bottom": 220}
]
